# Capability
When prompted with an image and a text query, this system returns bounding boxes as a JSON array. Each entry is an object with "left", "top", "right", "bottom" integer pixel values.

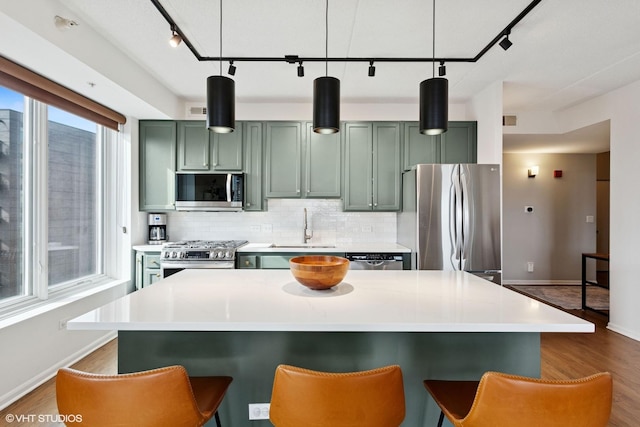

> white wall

[
  {"left": 502, "top": 153, "right": 597, "bottom": 283},
  {"left": 467, "top": 81, "right": 504, "bottom": 164},
  {"left": 0, "top": 283, "right": 127, "bottom": 409},
  {"left": 509, "top": 79, "right": 640, "bottom": 341}
]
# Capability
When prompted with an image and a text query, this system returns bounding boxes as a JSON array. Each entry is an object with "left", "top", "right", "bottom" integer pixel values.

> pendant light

[
  {"left": 313, "top": 0, "right": 340, "bottom": 134},
  {"left": 206, "top": 0, "right": 235, "bottom": 133},
  {"left": 419, "top": 0, "right": 448, "bottom": 135}
]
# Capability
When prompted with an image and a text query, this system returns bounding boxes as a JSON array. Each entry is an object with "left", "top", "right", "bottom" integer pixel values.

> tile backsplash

[{"left": 165, "top": 199, "right": 397, "bottom": 244}]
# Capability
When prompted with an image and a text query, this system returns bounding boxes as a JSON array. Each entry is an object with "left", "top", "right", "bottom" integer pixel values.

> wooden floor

[{"left": 1, "top": 311, "right": 638, "bottom": 426}]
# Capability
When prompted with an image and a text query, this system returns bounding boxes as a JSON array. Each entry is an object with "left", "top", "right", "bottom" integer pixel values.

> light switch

[{"left": 586, "top": 215, "right": 594, "bottom": 223}]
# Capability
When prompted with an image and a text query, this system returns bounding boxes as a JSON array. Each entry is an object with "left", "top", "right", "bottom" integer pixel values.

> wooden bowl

[{"left": 289, "top": 256, "right": 350, "bottom": 290}]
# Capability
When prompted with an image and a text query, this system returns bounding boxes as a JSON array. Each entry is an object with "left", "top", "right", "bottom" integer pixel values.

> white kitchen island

[{"left": 68, "top": 269, "right": 592, "bottom": 426}]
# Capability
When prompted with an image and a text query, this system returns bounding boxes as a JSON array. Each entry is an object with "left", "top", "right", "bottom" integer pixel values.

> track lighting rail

[{"left": 151, "top": 0, "right": 542, "bottom": 66}]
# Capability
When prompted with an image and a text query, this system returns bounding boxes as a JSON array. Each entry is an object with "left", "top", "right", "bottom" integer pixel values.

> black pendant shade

[
  {"left": 313, "top": 76, "right": 340, "bottom": 134},
  {"left": 206, "top": 75, "right": 235, "bottom": 133},
  {"left": 419, "top": 77, "right": 448, "bottom": 135}
]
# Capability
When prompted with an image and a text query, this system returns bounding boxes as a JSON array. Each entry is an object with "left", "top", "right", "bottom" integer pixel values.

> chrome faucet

[{"left": 303, "top": 208, "right": 313, "bottom": 243}]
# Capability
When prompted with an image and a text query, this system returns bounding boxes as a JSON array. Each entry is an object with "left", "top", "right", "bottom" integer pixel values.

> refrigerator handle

[
  {"left": 451, "top": 165, "right": 463, "bottom": 270},
  {"left": 460, "top": 166, "right": 471, "bottom": 269}
]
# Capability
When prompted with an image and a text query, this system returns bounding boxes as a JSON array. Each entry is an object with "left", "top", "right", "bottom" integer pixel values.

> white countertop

[
  {"left": 238, "top": 242, "right": 410, "bottom": 253},
  {"left": 68, "top": 269, "right": 593, "bottom": 333}
]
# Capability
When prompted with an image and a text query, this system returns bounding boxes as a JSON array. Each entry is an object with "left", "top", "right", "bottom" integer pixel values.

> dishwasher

[{"left": 344, "top": 253, "right": 405, "bottom": 270}]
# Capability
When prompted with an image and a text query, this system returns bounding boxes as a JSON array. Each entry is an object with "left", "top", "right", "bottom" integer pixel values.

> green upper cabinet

[
  {"left": 213, "top": 128, "right": 244, "bottom": 170},
  {"left": 304, "top": 122, "right": 341, "bottom": 198},
  {"left": 177, "top": 121, "right": 209, "bottom": 170},
  {"left": 265, "top": 122, "right": 302, "bottom": 198},
  {"left": 344, "top": 122, "right": 401, "bottom": 211},
  {"left": 264, "top": 122, "right": 341, "bottom": 199},
  {"left": 244, "top": 122, "right": 264, "bottom": 211},
  {"left": 139, "top": 121, "right": 176, "bottom": 211},
  {"left": 403, "top": 122, "right": 439, "bottom": 169},
  {"left": 177, "top": 121, "right": 243, "bottom": 172},
  {"left": 440, "top": 121, "right": 477, "bottom": 164},
  {"left": 402, "top": 121, "right": 477, "bottom": 170}
]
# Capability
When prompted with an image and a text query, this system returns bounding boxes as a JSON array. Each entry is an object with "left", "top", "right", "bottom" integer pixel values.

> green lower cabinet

[
  {"left": 403, "top": 121, "right": 477, "bottom": 170},
  {"left": 344, "top": 122, "right": 401, "bottom": 211},
  {"left": 237, "top": 252, "right": 346, "bottom": 269},
  {"left": 135, "top": 250, "right": 162, "bottom": 289}
]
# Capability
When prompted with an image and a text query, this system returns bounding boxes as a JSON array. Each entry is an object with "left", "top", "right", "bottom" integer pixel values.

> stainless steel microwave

[{"left": 175, "top": 173, "right": 244, "bottom": 211}]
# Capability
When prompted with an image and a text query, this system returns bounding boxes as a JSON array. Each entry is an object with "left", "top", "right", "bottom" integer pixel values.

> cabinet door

[
  {"left": 373, "top": 122, "right": 401, "bottom": 211},
  {"left": 304, "top": 122, "right": 341, "bottom": 198},
  {"left": 212, "top": 127, "right": 243, "bottom": 171},
  {"left": 244, "top": 122, "right": 263, "bottom": 211},
  {"left": 440, "top": 121, "right": 477, "bottom": 164},
  {"left": 403, "top": 122, "right": 440, "bottom": 170},
  {"left": 177, "top": 121, "right": 210, "bottom": 171},
  {"left": 265, "top": 122, "right": 302, "bottom": 198},
  {"left": 343, "top": 122, "right": 373, "bottom": 211},
  {"left": 139, "top": 121, "right": 176, "bottom": 211}
]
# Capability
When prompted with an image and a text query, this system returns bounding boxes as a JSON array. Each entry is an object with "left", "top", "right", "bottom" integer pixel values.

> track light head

[
  {"left": 438, "top": 61, "right": 446, "bottom": 77},
  {"left": 297, "top": 62, "right": 304, "bottom": 77},
  {"left": 368, "top": 61, "right": 375, "bottom": 77},
  {"left": 228, "top": 61, "right": 236, "bottom": 76},
  {"left": 169, "top": 25, "right": 182, "bottom": 47},
  {"left": 499, "top": 32, "right": 512, "bottom": 51}
]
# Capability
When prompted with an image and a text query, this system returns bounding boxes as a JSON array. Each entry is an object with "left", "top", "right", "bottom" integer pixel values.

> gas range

[{"left": 160, "top": 240, "right": 248, "bottom": 274}]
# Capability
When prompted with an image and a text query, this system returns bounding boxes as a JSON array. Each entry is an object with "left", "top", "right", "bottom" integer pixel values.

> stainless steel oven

[{"left": 160, "top": 240, "right": 248, "bottom": 278}]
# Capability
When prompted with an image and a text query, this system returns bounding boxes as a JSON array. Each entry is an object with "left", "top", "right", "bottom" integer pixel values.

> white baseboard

[
  {"left": 0, "top": 331, "right": 116, "bottom": 411},
  {"left": 502, "top": 280, "right": 581, "bottom": 286}
]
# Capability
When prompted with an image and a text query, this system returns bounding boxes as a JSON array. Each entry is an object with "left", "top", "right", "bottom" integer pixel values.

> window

[
  {"left": 0, "top": 85, "right": 116, "bottom": 309},
  {"left": 47, "top": 107, "right": 99, "bottom": 287},
  {"left": 0, "top": 86, "right": 24, "bottom": 301}
]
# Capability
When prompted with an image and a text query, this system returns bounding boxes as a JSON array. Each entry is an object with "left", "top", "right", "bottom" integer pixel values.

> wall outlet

[
  {"left": 527, "top": 262, "right": 534, "bottom": 272},
  {"left": 261, "top": 224, "right": 273, "bottom": 232},
  {"left": 249, "top": 225, "right": 260, "bottom": 232},
  {"left": 248, "top": 403, "right": 270, "bottom": 420}
]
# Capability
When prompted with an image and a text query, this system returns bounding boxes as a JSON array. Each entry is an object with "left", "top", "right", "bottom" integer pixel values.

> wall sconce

[{"left": 528, "top": 166, "right": 539, "bottom": 178}]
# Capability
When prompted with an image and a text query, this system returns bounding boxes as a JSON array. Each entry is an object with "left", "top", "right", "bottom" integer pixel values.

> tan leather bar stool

[
  {"left": 269, "top": 364, "right": 405, "bottom": 427},
  {"left": 56, "top": 365, "right": 232, "bottom": 427},
  {"left": 423, "top": 371, "right": 612, "bottom": 427}
]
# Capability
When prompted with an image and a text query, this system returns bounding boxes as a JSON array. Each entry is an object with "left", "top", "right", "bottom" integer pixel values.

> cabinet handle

[
  {"left": 374, "top": 203, "right": 378, "bottom": 207},
  {"left": 245, "top": 260, "right": 251, "bottom": 266},
  {"left": 155, "top": 274, "right": 161, "bottom": 278},
  {"left": 247, "top": 202, "right": 251, "bottom": 207},
  {"left": 152, "top": 261, "right": 159, "bottom": 266},
  {"left": 368, "top": 203, "right": 372, "bottom": 207}
]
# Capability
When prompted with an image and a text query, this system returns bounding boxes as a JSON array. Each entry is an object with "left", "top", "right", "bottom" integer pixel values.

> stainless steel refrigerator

[{"left": 397, "top": 163, "right": 502, "bottom": 284}]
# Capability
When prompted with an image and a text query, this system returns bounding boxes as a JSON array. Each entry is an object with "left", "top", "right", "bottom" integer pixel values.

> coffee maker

[{"left": 148, "top": 213, "right": 167, "bottom": 245}]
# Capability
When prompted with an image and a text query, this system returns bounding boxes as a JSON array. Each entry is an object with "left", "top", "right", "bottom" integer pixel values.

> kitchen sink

[{"left": 270, "top": 244, "right": 336, "bottom": 248}]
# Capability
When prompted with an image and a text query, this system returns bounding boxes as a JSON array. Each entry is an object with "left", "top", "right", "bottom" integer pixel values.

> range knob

[
  {"left": 171, "top": 251, "right": 178, "bottom": 258},
  {"left": 225, "top": 250, "right": 231, "bottom": 259}
]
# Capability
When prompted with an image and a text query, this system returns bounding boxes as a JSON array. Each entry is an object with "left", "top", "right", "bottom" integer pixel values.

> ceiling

[{"left": 6, "top": 0, "right": 640, "bottom": 152}]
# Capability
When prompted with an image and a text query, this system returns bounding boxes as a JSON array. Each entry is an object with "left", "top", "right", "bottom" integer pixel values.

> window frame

[{"left": 0, "top": 93, "right": 121, "bottom": 317}]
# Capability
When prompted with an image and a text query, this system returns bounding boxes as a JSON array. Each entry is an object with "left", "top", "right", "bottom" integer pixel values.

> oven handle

[{"left": 160, "top": 262, "right": 235, "bottom": 270}]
